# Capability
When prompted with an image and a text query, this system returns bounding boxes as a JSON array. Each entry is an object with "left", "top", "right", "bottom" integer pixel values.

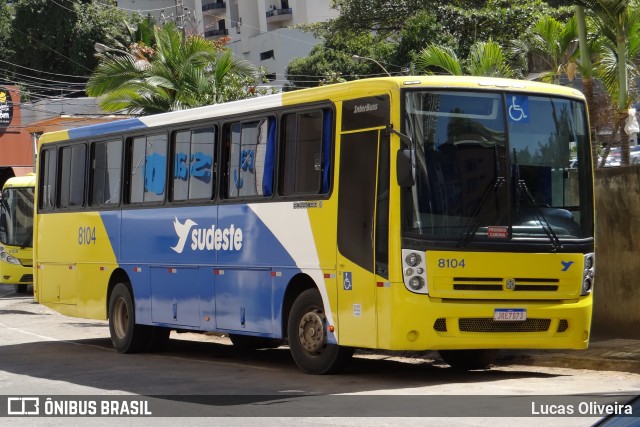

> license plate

[{"left": 494, "top": 308, "right": 526, "bottom": 321}]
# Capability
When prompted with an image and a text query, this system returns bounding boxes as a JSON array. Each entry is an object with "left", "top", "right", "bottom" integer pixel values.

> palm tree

[
  {"left": 574, "top": 5, "right": 599, "bottom": 169},
  {"left": 86, "top": 22, "right": 257, "bottom": 114},
  {"left": 574, "top": 0, "right": 635, "bottom": 165},
  {"left": 414, "top": 40, "right": 515, "bottom": 78},
  {"left": 510, "top": 16, "right": 579, "bottom": 84}
]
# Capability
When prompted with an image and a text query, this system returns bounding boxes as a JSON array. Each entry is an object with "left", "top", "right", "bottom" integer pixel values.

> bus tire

[
  {"left": 108, "top": 282, "right": 149, "bottom": 354},
  {"left": 287, "top": 288, "right": 353, "bottom": 374},
  {"left": 147, "top": 327, "right": 171, "bottom": 352},
  {"left": 15, "top": 284, "right": 27, "bottom": 294},
  {"left": 438, "top": 349, "right": 499, "bottom": 370}
]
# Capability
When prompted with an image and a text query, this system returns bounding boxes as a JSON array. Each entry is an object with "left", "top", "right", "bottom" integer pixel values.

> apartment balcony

[
  {"left": 266, "top": 8, "right": 292, "bottom": 23},
  {"left": 202, "top": 2, "right": 226, "bottom": 12},
  {"left": 204, "top": 28, "right": 229, "bottom": 38}
]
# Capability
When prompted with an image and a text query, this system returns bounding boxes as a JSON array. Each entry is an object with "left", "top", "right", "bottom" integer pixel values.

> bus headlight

[
  {"left": 581, "top": 253, "right": 595, "bottom": 296},
  {"left": 1, "top": 254, "right": 21, "bottom": 265},
  {"left": 402, "top": 249, "right": 428, "bottom": 294},
  {"left": 408, "top": 276, "right": 425, "bottom": 291},
  {"left": 405, "top": 252, "right": 421, "bottom": 267}
]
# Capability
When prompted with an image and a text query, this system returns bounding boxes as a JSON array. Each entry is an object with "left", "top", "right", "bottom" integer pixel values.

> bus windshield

[
  {"left": 402, "top": 90, "right": 593, "bottom": 246},
  {"left": 0, "top": 186, "right": 35, "bottom": 248}
]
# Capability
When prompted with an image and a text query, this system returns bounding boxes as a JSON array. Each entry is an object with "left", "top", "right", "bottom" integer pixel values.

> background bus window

[
  {"left": 172, "top": 126, "right": 216, "bottom": 201},
  {"left": 58, "top": 145, "right": 86, "bottom": 208},
  {"left": 90, "top": 139, "right": 122, "bottom": 206},
  {"left": 280, "top": 110, "right": 330, "bottom": 195},
  {"left": 225, "top": 118, "right": 275, "bottom": 198},
  {"left": 128, "top": 133, "right": 167, "bottom": 203},
  {"left": 39, "top": 148, "right": 57, "bottom": 211}
]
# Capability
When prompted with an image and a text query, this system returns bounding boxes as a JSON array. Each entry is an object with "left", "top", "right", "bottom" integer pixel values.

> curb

[{"left": 497, "top": 350, "right": 640, "bottom": 375}]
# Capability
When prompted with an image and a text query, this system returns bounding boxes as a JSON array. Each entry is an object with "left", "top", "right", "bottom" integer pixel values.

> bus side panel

[
  {"left": 247, "top": 203, "right": 338, "bottom": 343},
  {"left": 36, "top": 211, "right": 118, "bottom": 319}
]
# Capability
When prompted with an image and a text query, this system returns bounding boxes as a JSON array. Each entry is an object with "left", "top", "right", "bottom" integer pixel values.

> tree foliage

[
  {"left": 0, "top": 1, "right": 13, "bottom": 63},
  {"left": 415, "top": 40, "right": 516, "bottom": 77},
  {"left": 86, "top": 23, "right": 259, "bottom": 114},
  {"left": 8, "top": 0, "right": 131, "bottom": 78}
]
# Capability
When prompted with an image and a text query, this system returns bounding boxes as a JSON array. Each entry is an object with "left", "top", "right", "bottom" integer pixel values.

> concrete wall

[{"left": 592, "top": 165, "right": 640, "bottom": 338}]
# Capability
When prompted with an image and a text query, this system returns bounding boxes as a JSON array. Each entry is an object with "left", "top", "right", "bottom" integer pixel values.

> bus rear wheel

[
  {"left": 438, "top": 349, "right": 499, "bottom": 370},
  {"left": 108, "top": 282, "right": 150, "bottom": 353},
  {"left": 15, "top": 284, "right": 27, "bottom": 294},
  {"left": 287, "top": 288, "right": 353, "bottom": 374}
]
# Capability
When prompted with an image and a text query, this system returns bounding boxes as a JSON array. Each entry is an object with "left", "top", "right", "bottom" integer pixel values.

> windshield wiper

[
  {"left": 458, "top": 176, "right": 505, "bottom": 248},
  {"left": 516, "top": 179, "right": 562, "bottom": 251},
  {"left": 21, "top": 233, "right": 32, "bottom": 249},
  {"left": 513, "top": 149, "right": 562, "bottom": 251}
]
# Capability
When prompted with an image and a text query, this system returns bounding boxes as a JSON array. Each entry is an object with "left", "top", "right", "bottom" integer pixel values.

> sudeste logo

[{"left": 171, "top": 217, "right": 243, "bottom": 253}]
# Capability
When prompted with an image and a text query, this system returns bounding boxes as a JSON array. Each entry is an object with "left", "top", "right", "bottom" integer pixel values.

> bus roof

[
  {"left": 38, "top": 76, "right": 586, "bottom": 145},
  {"left": 3, "top": 173, "right": 36, "bottom": 189}
]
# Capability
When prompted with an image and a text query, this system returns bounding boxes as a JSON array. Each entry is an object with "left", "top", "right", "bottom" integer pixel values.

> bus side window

[
  {"left": 171, "top": 126, "right": 216, "bottom": 202},
  {"left": 225, "top": 118, "right": 274, "bottom": 199},
  {"left": 280, "top": 109, "right": 331, "bottom": 196},
  {"left": 58, "top": 144, "right": 87, "bottom": 208},
  {"left": 39, "top": 148, "right": 57, "bottom": 211},
  {"left": 128, "top": 134, "right": 167, "bottom": 204},
  {"left": 90, "top": 139, "right": 122, "bottom": 206}
]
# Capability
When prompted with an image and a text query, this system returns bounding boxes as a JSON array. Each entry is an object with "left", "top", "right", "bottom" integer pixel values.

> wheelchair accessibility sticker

[
  {"left": 343, "top": 272, "right": 352, "bottom": 291},
  {"left": 508, "top": 95, "right": 529, "bottom": 123}
]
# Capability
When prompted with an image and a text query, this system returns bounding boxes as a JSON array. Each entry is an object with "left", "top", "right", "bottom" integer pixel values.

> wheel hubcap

[
  {"left": 113, "top": 298, "right": 128, "bottom": 339},
  {"left": 298, "top": 309, "right": 326, "bottom": 354}
]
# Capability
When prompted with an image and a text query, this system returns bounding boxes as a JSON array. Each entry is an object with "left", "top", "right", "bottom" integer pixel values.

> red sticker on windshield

[{"left": 487, "top": 226, "right": 508, "bottom": 238}]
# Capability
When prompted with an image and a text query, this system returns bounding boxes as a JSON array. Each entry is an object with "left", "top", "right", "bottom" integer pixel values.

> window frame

[
  {"left": 57, "top": 143, "right": 87, "bottom": 209},
  {"left": 125, "top": 131, "right": 168, "bottom": 206},
  {"left": 170, "top": 125, "right": 218, "bottom": 203},
  {"left": 89, "top": 138, "right": 124, "bottom": 208}
]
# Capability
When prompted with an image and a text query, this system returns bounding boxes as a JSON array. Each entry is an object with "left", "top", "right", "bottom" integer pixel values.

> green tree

[
  {"left": 9, "top": 0, "right": 131, "bottom": 78},
  {"left": 0, "top": 0, "right": 13, "bottom": 63},
  {"left": 86, "top": 23, "right": 258, "bottom": 114},
  {"left": 575, "top": 0, "right": 635, "bottom": 165},
  {"left": 510, "top": 16, "right": 579, "bottom": 84},
  {"left": 390, "top": 11, "right": 456, "bottom": 70},
  {"left": 286, "top": 27, "right": 394, "bottom": 87},
  {"left": 414, "top": 40, "right": 516, "bottom": 77}
]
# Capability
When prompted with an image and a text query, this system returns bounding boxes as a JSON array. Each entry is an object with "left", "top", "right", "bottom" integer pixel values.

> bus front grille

[
  {"left": 453, "top": 277, "right": 560, "bottom": 292},
  {"left": 459, "top": 318, "right": 551, "bottom": 333},
  {"left": 433, "top": 317, "right": 569, "bottom": 333}
]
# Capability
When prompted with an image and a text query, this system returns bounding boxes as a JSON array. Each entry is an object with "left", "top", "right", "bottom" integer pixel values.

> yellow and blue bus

[
  {"left": 1, "top": 174, "right": 35, "bottom": 294},
  {"left": 34, "top": 76, "right": 595, "bottom": 373}
]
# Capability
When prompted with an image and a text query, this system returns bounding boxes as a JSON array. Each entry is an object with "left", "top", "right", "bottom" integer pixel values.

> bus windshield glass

[
  {"left": 402, "top": 90, "right": 592, "bottom": 245},
  {"left": 0, "top": 186, "right": 35, "bottom": 248}
]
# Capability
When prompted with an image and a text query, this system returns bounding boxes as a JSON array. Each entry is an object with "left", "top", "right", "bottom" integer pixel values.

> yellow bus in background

[
  {"left": 34, "top": 77, "right": 595, "bottom": 373},
  {"left": 0, "top": 174, "right": 35, "bottom": 293}
]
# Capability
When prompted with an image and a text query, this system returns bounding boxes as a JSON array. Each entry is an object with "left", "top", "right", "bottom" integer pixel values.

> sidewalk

[{"left": 497, "top": 337, "right": 640, "bottom": 374}]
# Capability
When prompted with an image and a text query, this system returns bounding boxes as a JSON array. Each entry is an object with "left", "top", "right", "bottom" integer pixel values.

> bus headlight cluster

[
  {"left": 581, "top": 253, "right": 595, "bottom": 296},
  {"left": 0, "top": 245, "right": 21, "bottom": 265},
  {"left": 402, "top": 249, "right": 428, "bottom": 294}
]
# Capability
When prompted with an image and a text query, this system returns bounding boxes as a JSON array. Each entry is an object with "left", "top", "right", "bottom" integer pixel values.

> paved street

[{"left": 0, "top": 286, "right": 639, "bottom": 426}]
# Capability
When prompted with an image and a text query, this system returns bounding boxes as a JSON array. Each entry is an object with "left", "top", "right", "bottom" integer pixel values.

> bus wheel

[
  {"left": 108, "top": 282, "right": 149, "bottom": 354},
  {"left": 147, "top": 327, "right": 171, "bottom": 352},
  {"left": 229, "top": 334, "right": 283, "bottom": 350},
  {"left": 287, "top": 288, "right": 353, "bottom": 374},
  {"left": 438, "top": 349, "right": 499, "bottom": 370},
  {"left": 15, "top": 284, "right": 27, "bottom": 294}
]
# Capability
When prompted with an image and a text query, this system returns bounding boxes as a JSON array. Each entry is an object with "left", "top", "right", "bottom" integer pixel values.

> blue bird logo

[{"left": 560, "top": 260, "right": 574, "bottom": 272}]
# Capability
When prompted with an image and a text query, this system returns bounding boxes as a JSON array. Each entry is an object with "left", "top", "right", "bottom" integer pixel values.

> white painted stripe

[
  {"left": 139, "top": 94, "right": 284, "bottom": 129},
  {"left": 248, "top": 203, "right": 337, "bottom": 340}
]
